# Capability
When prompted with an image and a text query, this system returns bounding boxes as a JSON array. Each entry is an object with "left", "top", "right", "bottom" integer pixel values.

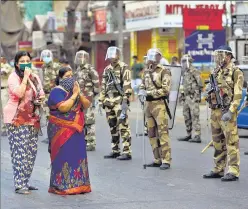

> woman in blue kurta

[{"left": 47, "top": 67, "right": 91, "bottom": 195}]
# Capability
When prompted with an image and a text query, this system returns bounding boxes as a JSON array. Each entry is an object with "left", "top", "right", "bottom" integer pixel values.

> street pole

[{"left": 117, "top": 0, "right": 123, "bottom": 61}]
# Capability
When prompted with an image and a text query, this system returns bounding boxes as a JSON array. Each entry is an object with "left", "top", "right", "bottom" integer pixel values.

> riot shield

[{"left": 164, "top": 65, "right": 182, "bottom": 129}]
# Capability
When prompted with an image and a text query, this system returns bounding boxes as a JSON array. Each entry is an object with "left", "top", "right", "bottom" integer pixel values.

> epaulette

[
  {"left": 53, "top": 62, "right": 61, "bottom": 68},
  {"left": 119, "top": 61, "right": 128, "bottom": 68}
]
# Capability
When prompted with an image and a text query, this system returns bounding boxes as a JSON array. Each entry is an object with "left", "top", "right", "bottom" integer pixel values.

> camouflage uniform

[
  {"left": 99, "top": 61, "right": 132, "bottom": 157},
  {"left": 42, "top": 62, "right": 60, "bottom": 119},
  {"left": 1, "top": 62, "right": 13, "bottom": 135},
  {"left": 205, "top": 62, "right": 244, "bottom": 179},
  {"left": 139, "top": 64, "right": 172, "bottom": 167},
  {"left": 178, "top": 56, "right": 203, "bottom": 142},
  {"left": 75, "top": 64, "right": 99, "bottom": 150}
]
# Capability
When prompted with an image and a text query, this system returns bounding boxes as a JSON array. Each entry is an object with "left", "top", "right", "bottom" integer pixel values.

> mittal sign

[{"left": 183, "top": 8, "right": 224, "bottom": 30}]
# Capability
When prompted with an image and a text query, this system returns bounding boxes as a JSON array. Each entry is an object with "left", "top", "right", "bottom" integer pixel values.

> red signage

[
  {"left": 165, "top": 4, "right": 235, "bottom": 15},
  {"left": 94, "top": 10, "right": 106, "bottom": 34},
  {"left": 183, "top": 8, "right": 223, "bottom": 30},
  {"left": 17, "top": 41, "right": 32, "bottom": 53}
]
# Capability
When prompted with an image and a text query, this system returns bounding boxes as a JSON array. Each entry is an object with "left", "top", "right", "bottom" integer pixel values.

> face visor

[
  {"left": 74, "top": 51, "right": 89, "bottom": 65},
  {"left": 212, "top": 49, "right": 233, "bottom": 68},
  {"left": 146, "top": 49, "right": 162, "bottom": 65},
  {"left": 105, "top": 47, "right": 120, "bottom": 63},
  {"left": 40, "top": 50, "right": 53, "bottom": 62}
]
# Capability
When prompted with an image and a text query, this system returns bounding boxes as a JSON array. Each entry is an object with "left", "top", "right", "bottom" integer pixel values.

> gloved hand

[
  {"left": 194, "top": 90, "right": 201, "bottom": 103},
  {"left": 138, "top": 89, "right": 147, "bottom": 104},
  {"left": 121, "top": 100, "right": 129, "bottom": 112},
  {"left": 205, "top": 83, "right": 211, "bottom": 93},
  {"left": 98, "top": 102, "right": 103, "bottom": 116},
  {"left": 92, "top": 98, "right": 98, "bottom": 108},
  {"left": 120, "top": 110, "right": 127, "bottom": 120},
  {"left": 221, "top": 110, "right": 233, "bottom": 122}
]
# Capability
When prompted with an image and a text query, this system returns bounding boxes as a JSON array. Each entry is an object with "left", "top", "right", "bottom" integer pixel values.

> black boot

[
  {"left": 244, "top": 151, "right": 248, "bottom": 155},
  {"left": 160, "top": 163, "right": 170, "bottom": 170},
  {"left": 178, "top": 135, "right": 191, "bottom": 141},
  {"left": 221, "top": 173, "right": 239, "bottom": 182},
  {"left": 104, "top": 152, "right": 120, "bottom": 159},
  {"left": 203, "top": 171, "right": 224, "bottom": 179},
  {"left": 146, "top": 162, "right": 162, "bottom": 167},
  {"left": 116, "top": 154, "right": 132, "bottom": 160},
  {"left": 189, "top": 135, "right": 201, "bottom": 143}
]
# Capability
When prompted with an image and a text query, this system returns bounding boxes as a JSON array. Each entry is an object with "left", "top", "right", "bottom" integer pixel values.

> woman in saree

[
  {"left": 47, "top": 67, "right": 92, "bottom": 195},
  {"left": 3, "top": 51, "right": 45, "bottom": 194}
]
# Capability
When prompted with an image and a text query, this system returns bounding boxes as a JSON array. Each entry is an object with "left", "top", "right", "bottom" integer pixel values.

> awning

[
  {"left": 0, "top": 1, "right": 24, "bottom": 33},
  {"left": 32, "top": 15, "right": 48, "bottom": 31}
]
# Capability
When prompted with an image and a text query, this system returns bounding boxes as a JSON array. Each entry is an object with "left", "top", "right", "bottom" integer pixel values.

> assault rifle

[
  {"left": 205, "top": 73, "right": 225, "bottom": 112},
  {"left": 107, "top": 69, "right": 124, "bottom": 96}
]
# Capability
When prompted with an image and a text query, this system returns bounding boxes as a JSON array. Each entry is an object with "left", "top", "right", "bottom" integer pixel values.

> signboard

[
  {"left": 152, "top": 28, "right": 179, "bottom": 61},
  {"left": 17, "top": 41, "right": 32, "bottom": 53},
  {"left": 94, "top": 10, "right": 107, "bottom": 34},
  {"left": 159, "top": 1, "right": 234, "bottom": 28},
  {"left": 183, "top": 8, "right": 223, "bottom": 30},
  {"left": 232, "top": 15, "right": 248, "bottom": 35},
  {"left": 56, "top": 12, "right": 82, "bottom": 33},
  {"left": 125, "top": 1, "right": 160, "bottom": 30},
  {"left": 185, "top": 30, "right": 226, "bottom": 66}
]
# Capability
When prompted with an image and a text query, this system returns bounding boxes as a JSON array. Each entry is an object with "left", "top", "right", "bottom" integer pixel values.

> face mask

[
  {"left": 43, "top": 57, "right": 52, "bottom": 64},
  {"left": 59, "top": 77, "right": 75, "bottom": 92},
  {"left": 19, "top": 63, "right": 32, "bottom": 71}
]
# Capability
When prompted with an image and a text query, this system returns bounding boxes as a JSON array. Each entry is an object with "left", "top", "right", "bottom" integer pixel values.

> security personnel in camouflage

[
  {"left": 178, "top": 54, "right": 203, "bottom": 143},
  {"left": 139, "top": 48, "right": 172, "bottom": 170},
  {"left": 1, "top": 56, "right": 13, "bottom": 136},
  {"left": 40, "top": 50, "right": 60, "bottom": 120},
  {"left": 98, "top": 46, "right": 132, "bottom": 160},
  {"left": 203, "top": 45, "right": 244, "bottom": 181},
  {"left": 74, "top": 50, "right": 100, "bottom": 151}
]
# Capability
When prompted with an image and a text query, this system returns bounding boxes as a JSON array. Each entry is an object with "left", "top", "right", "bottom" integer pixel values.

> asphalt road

[{"left": 1, "top": 102, "right": 248, "bottom": 209}]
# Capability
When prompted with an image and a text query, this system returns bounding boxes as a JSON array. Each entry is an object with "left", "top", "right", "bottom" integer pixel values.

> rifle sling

[{"left": 148, "top": 72, "right": 172, "bottom": 119}]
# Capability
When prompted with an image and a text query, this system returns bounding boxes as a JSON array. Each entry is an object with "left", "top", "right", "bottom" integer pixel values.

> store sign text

[{"left": 165, "top": 4, "right": 235, "bottom": 15}]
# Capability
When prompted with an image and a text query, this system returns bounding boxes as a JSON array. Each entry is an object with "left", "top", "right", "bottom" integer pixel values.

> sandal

[{"left": 15, "top": 188, "right": 30, "bottom": 194}]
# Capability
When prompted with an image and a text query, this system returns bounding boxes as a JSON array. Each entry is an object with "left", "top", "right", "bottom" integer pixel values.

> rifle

[
  {"left": 205, "top": 72, "right": 225, "bottom": 112},
  {"left": 108, "top": 69, "right": 124, "bottom": 96},
  {"left": 107, "top": 68, "right": 130, "bottom": 119}
]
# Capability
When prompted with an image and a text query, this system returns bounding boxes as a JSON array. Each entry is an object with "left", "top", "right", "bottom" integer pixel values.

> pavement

[{"left": 1, "top": 101, "right": 248, "bottom": 209}]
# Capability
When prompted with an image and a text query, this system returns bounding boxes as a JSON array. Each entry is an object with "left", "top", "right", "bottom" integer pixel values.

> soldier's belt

[
  {"left": 146, "top": 96, "right": 168, "bottom": 101},
  {"left": 107, "top": 92, "right": 121, "bottom": 97},
  {"left": 210, "top": 104, "right": 229, "bottom": 110}
]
